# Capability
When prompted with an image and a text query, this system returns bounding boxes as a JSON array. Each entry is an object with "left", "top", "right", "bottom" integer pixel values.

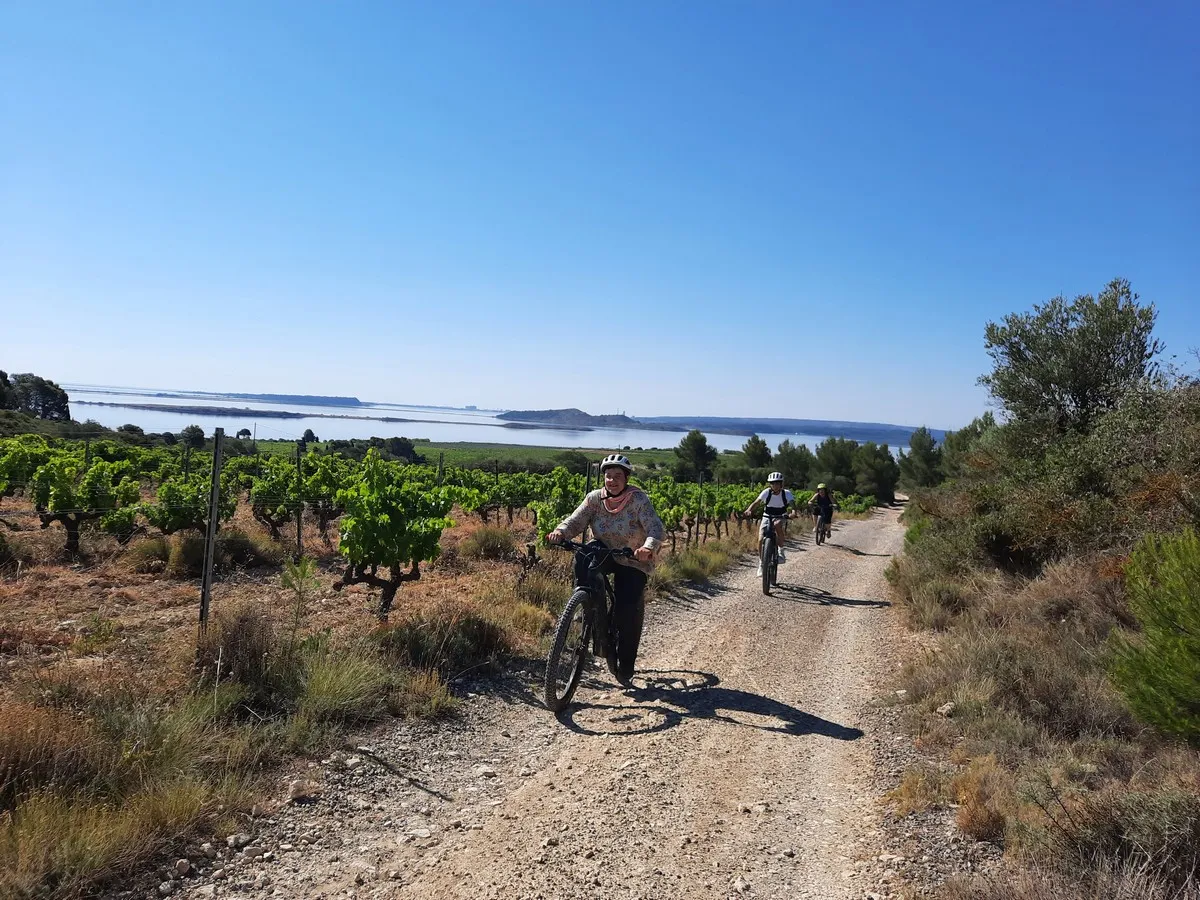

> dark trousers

[{"left": 610, "top": 564, "right": 648, "bottom": 680}]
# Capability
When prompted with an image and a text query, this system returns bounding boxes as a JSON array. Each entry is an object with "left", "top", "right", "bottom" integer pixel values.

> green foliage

[
  {"left": 772, "top": 439, "right": 814, "bottom": 487},
  {"left": 899, "top": 426, "right": 944, "bottom": 489},
  {"left": 941, "top": 412, "right": 998, "bottom": 479},
  {"left": 303, "top": 452, "right": 348, "bottom": 543},
  {"left": 144, "top": 471, "right": 236, "bottom": 535},
  {"left": 29, "top": 457, "right": 142, "bottom": 553},
  {"left": 179, "top": 425, "right": 205, "bottom": 449},
  {"left": 6, "top": 373, "right": 71, "bottom": 421},
  {"left": 335, "top": 450, "right": 454, "bottom": 617},
  {"left": 672, "top": 429, "right": 718, "bottom": 481},
  {"left": 741, "top": 434, "right": 772, "bottom": 468},
  {"left": 1112, "top": 528, "right": 1200, "bottom": 745},
  {"left": 0, "top": 434, "right": 55, "bottom": 497},
  {"left": 249, "top": 456, "right": 301, "bottom": 540},
  {"left": 852, "top": 442, "right": 899, "bottom": 504},
  {"left": 529, "top": 467, "right": 587, "bottom": 541},
  {"left": 980, "top": 278, "right": 1162, "bottom": 436}
]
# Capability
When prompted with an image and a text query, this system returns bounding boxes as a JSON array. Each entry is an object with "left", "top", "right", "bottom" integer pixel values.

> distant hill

[
  {"left": 148, "top": 391, "right": 363, "bottom": 407},
  {"left": 497, "top": 408, "right": 945, "bottom": 445},
  {"left": 639, "top": 416, "right": 945, "bottom": 445},
  {"left": 496, "top": 408, "right": 643, "bottom": 428}
]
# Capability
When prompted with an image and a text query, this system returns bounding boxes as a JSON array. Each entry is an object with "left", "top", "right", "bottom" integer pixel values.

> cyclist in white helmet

[
  {"left": 743, "top": 472, "right": 794, "bottom": 575},
  {"left": 548, "top": 453, "right": 664, "bottom": 686}
]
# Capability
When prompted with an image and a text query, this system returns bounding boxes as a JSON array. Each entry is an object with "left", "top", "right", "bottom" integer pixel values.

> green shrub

[
  {"left": 460, "top": 525, "right": 515, "bottom": 560},
  {"left": 1112, "top": 528, "right": 1200, "bottom": 745}
]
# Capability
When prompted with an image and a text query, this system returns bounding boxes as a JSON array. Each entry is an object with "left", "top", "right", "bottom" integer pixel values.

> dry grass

[
  {"left": 937, "top": 865, "right": 1200, "bottom": 900},
  {"left": 459, "top": 525, "right": 516, "bottom": 560},
  {"left": 952, "top": 755, "right": 1011, "bottom": 843},
  {"left": 391, "top": 669, "right": 459, "bottom": 720},
  {"left": 0, "top": 779, "right": 224, "bottom": 899},
  {"left": 887, "top": 764, "right": 952, "bottom": 815}
]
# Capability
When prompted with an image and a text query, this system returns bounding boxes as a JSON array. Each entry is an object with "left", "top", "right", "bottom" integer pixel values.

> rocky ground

[{"left": 114, "top": 507, "right": 1000, "bottom": 900}]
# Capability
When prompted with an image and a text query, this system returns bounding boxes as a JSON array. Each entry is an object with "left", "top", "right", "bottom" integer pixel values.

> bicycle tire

[
  {"left": 815, "top": 518, "right": 825, "bottom": 545},
  {"left": 544, "top": 589, "right": 593, "bottom": 712},
  {"left": 761, "top": 536, "right": 774, "bottom": 596}
]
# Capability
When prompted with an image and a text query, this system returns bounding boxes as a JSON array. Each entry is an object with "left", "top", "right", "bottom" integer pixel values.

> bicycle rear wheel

[{"left": 544, "top": 589, "right": 593, "bottom": 712}]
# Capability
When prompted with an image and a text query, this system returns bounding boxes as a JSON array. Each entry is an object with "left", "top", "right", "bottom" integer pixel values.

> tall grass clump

[
  {"left": 460, "top": 525, "right": 516, "bottom": 560},
  {"left": 375, "top": 601, "right": 510, "bottom": 673}
]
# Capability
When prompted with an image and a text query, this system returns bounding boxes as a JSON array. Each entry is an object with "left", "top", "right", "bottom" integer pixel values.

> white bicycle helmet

[
  {"left": 600, "top": 453, "right": 632, "bottom": 474},
  {"left": 767, "top": 472, "right": 784, "bottom": 483}
]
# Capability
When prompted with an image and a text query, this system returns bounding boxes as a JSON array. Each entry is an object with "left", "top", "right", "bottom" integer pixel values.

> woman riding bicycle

[
  {"left": 744, "top": 472, "right": 794, "bottom": 576},
  {"left": 810, "top": 483, "right": 835, "bottom": 538},
  {"left": 547, "top": 454, "right": 664, "bottom": 686}
]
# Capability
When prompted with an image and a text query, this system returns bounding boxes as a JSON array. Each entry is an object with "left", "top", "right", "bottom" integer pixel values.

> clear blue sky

[{"left": 3, "top": 2, "right": 1197, "bottom": 430}]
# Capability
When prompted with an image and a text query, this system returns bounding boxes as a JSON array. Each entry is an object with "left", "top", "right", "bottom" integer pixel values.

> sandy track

[{"left": 153, "top": 508, "right": 906, "bottom": 900}]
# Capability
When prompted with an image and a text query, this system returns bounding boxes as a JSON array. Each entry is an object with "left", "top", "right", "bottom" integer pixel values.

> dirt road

[{"left": 164, "top": 507, "right": 907, "bottom": 900}]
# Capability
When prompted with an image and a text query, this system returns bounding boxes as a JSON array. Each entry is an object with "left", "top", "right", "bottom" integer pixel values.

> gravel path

[{"left": 130, "top": 508, "right": 923, "bottom": 900}]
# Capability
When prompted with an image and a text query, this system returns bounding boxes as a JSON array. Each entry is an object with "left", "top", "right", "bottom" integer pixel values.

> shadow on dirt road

[{"left": 557, "top": 669, "right": 866, "bottom": 741}]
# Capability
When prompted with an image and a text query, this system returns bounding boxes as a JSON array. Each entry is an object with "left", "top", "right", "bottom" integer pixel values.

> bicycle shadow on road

[
  {"left": 825, "top": 544, "right": 893, "bottom": 558},
  {"left": 769, "top": 583, "right": 891, "bottom": 608},
  {"left": 559, "top": 669, "right": 864, "bottom": 742}
]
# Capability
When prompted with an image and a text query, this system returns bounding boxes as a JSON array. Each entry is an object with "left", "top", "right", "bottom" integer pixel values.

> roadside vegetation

[{"left": 885, "top": 279, "right": 1200, "bottom": 898}]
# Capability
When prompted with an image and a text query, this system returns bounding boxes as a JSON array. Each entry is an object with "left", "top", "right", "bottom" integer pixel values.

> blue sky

[{"left": 2, "top": 1, "right": 1197, "bottom": 430}]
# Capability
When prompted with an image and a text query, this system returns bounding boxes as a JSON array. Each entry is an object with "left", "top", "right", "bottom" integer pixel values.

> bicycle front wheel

[
  {"left": 544, "top": 589, "right": 593, "bottom": 712},
  {"left": 761, "top": 538, "right": 774, "bottom": 596}
]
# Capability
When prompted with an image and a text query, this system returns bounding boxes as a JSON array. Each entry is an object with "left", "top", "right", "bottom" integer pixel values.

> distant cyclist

[
  {"left": 547, "top": 454, "right": 664, "bottom": 686},
  {"left": 810, "top": 483, "right": 835, "bottom": 540},
  {"left": 744, "top": 472, "right": 794, "bottom": 575}
]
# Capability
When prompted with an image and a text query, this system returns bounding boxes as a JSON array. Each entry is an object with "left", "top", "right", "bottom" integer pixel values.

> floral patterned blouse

[{"left": 556, "top": 487, "right": 665, "bottom": 574}]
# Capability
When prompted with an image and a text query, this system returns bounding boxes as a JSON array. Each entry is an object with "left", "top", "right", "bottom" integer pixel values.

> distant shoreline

[{"left": 72, "top": 400, "right": 590, "bottom": 431}]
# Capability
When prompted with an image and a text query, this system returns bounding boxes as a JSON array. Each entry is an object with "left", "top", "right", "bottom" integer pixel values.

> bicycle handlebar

[{"left": 548, "top": 539, "right": 635, "bottom": 559}]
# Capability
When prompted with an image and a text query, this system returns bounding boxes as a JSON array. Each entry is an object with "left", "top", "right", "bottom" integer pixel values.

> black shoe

[{"left": 605, "top": 649, "right": 621, "bottom": 681}]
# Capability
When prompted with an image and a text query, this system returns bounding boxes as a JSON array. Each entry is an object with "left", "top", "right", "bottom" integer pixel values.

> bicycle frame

[{"left": 554, "top": 539, "right": 631, "bottom": 654}]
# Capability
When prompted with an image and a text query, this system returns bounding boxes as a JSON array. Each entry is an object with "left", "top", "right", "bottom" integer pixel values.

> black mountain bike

[
  {"left": 810, "top": 505, "right": 833, "bottom": 545},
  {"left": 760, "top": 510, "right": 788, "bottom": 595},
  {"left": 543, "top": 540, "right": 634, "bottom": 712}
]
